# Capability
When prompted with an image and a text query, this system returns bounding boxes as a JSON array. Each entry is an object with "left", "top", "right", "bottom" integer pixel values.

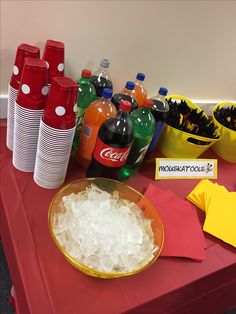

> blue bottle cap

[
  {"left": 136, "top": 73, "right": 145, "bottom": 81},
  {"left": 125, "top": 81, "right": 135, "bottom": 90},
  {"left": 102, "top": 88, "right": 113, "bottom": 98},
  {"left": 158, "top": 87, "right": 168, "bottom": 96}
]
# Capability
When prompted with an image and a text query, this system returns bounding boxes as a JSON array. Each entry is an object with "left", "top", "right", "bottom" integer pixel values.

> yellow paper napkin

[
  {"left": 203, "top": 193, "right": 236, "bottom": 247},
  {"left": 187, "top": 180, "right": 236, "bottom": 248},
  {"left": 186, "top": 179, "right": 213, "bottom": 211}
]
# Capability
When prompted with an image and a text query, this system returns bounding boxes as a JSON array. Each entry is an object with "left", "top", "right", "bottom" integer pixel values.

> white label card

[{"left": 155, "top": 158, "right": 217, "bottom": 180}]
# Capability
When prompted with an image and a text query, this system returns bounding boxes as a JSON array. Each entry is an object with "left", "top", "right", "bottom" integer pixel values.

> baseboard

[
  {"left": 0, "top": 94, "right": 235, "bottom": 118},
  {"left": 0, "top": 95, "right": 8, "bottom": 118}
]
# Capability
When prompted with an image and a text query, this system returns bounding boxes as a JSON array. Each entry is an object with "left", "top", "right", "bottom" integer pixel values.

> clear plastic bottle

[
  {"left": 76, "top": 88, "right": 117, "bottom": 169},
  {"left": 146, "top": 87, "right": 169, "bottom": 156},
  {"left": 90, "top": 58, "right": 113, "bottom": 97},
  {"left": 72, "top": 69, "right": 96, "bottom": 151},
  {"left": 119, "top": 99, "right": 155, "bottom": 179},
  {"left": 133, "top": 73, "right": 147, "bottom": 108}
]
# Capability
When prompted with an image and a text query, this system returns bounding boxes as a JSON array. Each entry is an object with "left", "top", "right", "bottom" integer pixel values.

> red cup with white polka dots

[
  {"left": 13, "top": 58, "right": 48, "bottom": 172},
  {"left": 43, "top": 76, "right": 78, "bottom": 130},
  {"left": 34, "top": 77, "right": 78, "bottom": 188},
  {"left": 42, "top": 39, "right": 65, "bottom": 85},
  {"left": 10, "top": 43, "right": 40, "bottom": 90},
  {"left": 6, "top": 43, "right": 40, "bottom": 151},
  {"left": 16, "top": 58, "right": 48, "bottom": 110}
]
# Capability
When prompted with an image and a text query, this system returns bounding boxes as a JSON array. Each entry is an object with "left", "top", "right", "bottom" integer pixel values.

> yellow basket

[
  {"left": 157, "top": 95, "right": 221, "bottom": 158},
  {"left": 212, "top": 102, "right": 236, "bottom": 163}
]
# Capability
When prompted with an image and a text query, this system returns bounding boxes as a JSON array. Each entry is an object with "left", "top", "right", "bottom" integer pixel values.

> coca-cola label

[{"left": 93, "top": 137, "right": 131, "bottom": 167}]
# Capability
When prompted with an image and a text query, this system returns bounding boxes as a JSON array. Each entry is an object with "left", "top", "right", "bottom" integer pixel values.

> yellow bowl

[
  {"left": 157, "top": 95, "right": 221, "bottom": 158},
  {"left": 48, "top": 178, "right": 164, "bottom": 279},
  {"left": 212, "top": 102, "right": 236, "bottom": 163}
]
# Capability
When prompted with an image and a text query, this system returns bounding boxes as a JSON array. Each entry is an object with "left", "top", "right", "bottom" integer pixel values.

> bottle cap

[
  {"left": 111, "top": 93, "right": 134, "bottom": 110},
  {"left": 81, "top": 69, "right": 91, "bottom": 78},
  {"left": 10, "top": 43, "right": 40, "bottom": 90},
  {"left": 100, "top": 58, "right": 110, "bottom": 68},
  {"left": 16, "top": 58, "right": 48, "bottom": 110},
  {"left": 143, "top": 99, "right": 153, "bottom": 109},
  {"left": 43, "top": 76, "right": 78, "bottom": 129},
  {"left": 120, "top": 100, "right": 132, "bottom": 112},
  {"left": 102, "top": 88, "right": 113, "bottom": 99},
  {"left": 125, "top": 81, "right": 135, "bottom": 90},
  {"left": 158, "top": 87, "right": 168, "bottom": 96},
  {"left": 136, "top": 73, "right": 145, "bottom": 81},
  {"left": 42, "top": 39, "right": 65, "bottom": 84}
]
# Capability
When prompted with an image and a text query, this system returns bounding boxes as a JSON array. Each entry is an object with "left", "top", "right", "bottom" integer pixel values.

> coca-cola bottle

[
  {"left": 87, "top": 101, "right": 133, "bottom": 179},
  {"left": 111, "top": 81, "right": 138, "bottom": 112},
  {"left": 90, "top": 58, "right": 113, "bottom": 97}
]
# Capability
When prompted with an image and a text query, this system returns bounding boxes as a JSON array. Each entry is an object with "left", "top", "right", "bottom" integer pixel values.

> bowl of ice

[{"left": 48, "top": 178, "right": 164, "bottom": 278}]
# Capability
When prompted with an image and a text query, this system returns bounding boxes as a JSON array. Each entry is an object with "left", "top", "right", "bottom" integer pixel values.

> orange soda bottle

[
  {"left": 133, "top": 73, "right": 147, "bottom": 108},
  {"left": 76, "top": 88, "right": 117, "bottom": 169},
  {"left": 121, "top": 81, "right": 137, "bottom": 100}
]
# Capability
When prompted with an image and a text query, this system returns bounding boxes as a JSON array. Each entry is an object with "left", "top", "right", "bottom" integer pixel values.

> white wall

[{"left": 1, "top": 0, "right": 236, "bottom": 101}]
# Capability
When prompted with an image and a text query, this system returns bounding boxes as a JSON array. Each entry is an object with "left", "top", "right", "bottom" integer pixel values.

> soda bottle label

[
  {"left": 147, "top": 121, "right": 165, "bottom": 155},
  {"left": 78, "top": 121, "right": 99, "bottom": 160},
  {"left": 134, "top": 143, "right": 150, "bottom": 164},
  {"left": 93, "top": 137, "right": 131, "bottom": 167},
  {"left": 72, "top": 108, "right": 86, "bottom": 151},
  {"left": 126, "top": 139, "right": 150, "bottom": 165},
  {"left": 76, "top": 107, "right": 85, "bottom": 127}
]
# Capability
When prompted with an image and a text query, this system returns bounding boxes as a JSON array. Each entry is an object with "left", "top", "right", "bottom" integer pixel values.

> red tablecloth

[{"left": 0, "top": 124, "right": 236, "bottom": 314}]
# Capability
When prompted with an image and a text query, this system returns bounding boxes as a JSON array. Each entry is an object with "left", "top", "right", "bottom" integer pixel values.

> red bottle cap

[
  {"left": 120, "top": 100, "right": 132, "bottom": 112},
  {"left": 10, "top": 43, "right": 40, "bottom": 89},
  {"left": 42, "top": 39, "right": 65, "bottom": 84},
  {"left": 43, "top": 76, "right": 78, "bottom": 129},
  {"left": 81, "top": 69, "right": 91, "bottom": 78},
  {"left": 143, "top": 99, "right": 153, "bottom": 109},
  {"left": 16, "top": 58, "right": 48, "bottom": 110}
]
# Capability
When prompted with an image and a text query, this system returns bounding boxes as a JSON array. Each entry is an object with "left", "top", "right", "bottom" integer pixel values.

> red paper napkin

[{"left": 144, "top": 184, "right": 206, "bottom": 262}]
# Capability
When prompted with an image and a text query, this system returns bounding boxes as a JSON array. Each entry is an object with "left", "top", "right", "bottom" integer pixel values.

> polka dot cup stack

[
  {"left": 34, "top": 76, "right": 78, "bottom": 189},
  {"left": 6, "top": 43, "right": 40, "bottom": 151},
  {"left": 42, "top": 39, "right": 65, "bottom": 90},
  {"left": 12, "top": 58, "right": 48, "bottom": 172}
]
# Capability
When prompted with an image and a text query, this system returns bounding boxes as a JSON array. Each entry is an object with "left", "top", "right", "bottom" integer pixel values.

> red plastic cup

[
  {"left": 16, "top": 58, "right": 48, "bottom": 110},
  {"left": 43, "top": 76, "right": 78, "bottom": 129},
  {"left": 42, "top": 40, "right": 65, "bottom": 84},
  {"left": 10, "top": 43, "right": 40, "bottom": 89}
]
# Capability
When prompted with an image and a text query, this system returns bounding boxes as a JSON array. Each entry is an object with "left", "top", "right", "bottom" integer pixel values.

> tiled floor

[{"left": 0, "top": 240, "right": 14, "bottom": 314}]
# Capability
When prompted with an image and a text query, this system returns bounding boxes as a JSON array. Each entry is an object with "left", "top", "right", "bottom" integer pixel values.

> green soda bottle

[
  {"left": 72, "top": 69, "right": 96, "bottom": 151},
  {"left": 119, "top": 99, "right": 155, "bottom": 179}
]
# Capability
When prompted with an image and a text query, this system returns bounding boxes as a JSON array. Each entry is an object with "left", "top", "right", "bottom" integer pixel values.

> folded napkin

[
  {"left": 187, "top": 180, "right": 236, "bottom": 248},
  {"left": 144, "top": 184, "right": 206, "bottom": 262}
]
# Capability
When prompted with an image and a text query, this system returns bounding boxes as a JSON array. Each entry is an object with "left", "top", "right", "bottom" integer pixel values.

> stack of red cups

[
  {"left": 12, "top": 58, "right": 48, "bottom": 172},
  {"left": 6, "top": 43, "right": 40, "bottom": 150},
  {"left": 34, "top": 76, "right": 78, "bottom": 189}
]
